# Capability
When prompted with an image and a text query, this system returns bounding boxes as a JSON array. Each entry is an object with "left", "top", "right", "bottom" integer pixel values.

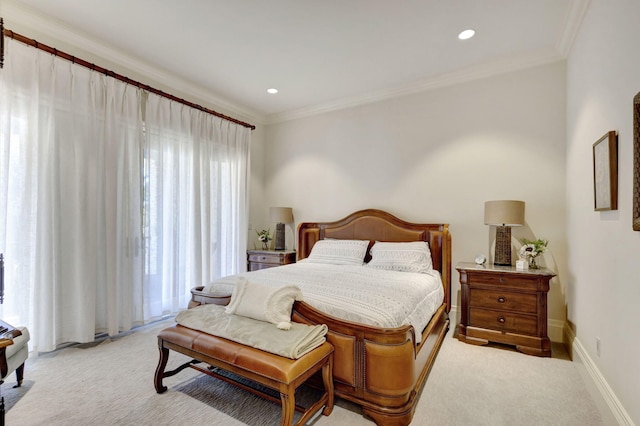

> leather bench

[{"left": 154, "top": 324, "right": 334, "bottom": 426}]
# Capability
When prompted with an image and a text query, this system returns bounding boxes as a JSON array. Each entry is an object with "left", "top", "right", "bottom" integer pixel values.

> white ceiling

[{"left": 5, "top": 0, "right": 587, "bottom": 123}]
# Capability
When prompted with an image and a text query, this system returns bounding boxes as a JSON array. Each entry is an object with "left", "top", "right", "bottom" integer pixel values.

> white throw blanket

[
  {"left": 225, "top": 278, "right": 302, "bottom": 330},
  {"left": 175, "top": 304, "right": 328, "bottom": 359}
]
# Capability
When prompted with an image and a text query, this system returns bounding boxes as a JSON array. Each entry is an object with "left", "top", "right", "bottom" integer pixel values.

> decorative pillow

[
  {"left": 367, "top": 241, "right": 433, "bottom": 273},
  {"left": 226, "top": 278, "right": 303, "bottom": 330},
  {"left": 305, "top": 239, "right": 369, "bottom": 265}
]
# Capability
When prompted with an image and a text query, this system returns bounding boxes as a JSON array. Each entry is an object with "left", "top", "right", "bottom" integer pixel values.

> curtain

[
  {"left": 0, "top": 39, "right": 144, "bottom": 351},
  {"left": 143, "top": 93, "right": 250, "bottom": 318},
  {"left": 0, "top": 38, "right": 251, "bottom": 352}
]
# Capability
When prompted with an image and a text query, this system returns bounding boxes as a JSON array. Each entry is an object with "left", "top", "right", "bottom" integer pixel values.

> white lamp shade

[
  {"left": 484, "top": 200, "right": 525, "bottom": 226},
  {"left": 270, "top": 207, "right": 293, "bottom": 224}
]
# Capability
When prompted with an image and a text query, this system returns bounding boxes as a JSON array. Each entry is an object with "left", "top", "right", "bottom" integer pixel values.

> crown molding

[
  {"left": 265, "top": 48, "right": 565, "bottom": 125},
  {"left": 2, "top": 0, "right": 588, "bottom": 129},
  {"left": 556, "top": 0, "right": 591, "bottom": 57},
  {"left": 264, "top": 0, "right": 590, "bottom": 126},
  {"left": 0, "top": 0, "right": 265, "bottom": 126}
]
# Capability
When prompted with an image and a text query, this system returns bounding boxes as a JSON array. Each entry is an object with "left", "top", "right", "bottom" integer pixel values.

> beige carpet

[{"left": 4, "top": 318, "right": 604, "bottom": 425}]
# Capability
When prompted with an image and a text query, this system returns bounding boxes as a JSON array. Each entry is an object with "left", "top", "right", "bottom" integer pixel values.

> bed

[{"left": 193, "top": 209, "right": 451, "bottom": 425}]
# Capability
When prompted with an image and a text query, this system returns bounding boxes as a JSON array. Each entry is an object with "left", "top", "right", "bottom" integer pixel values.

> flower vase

[
  {"left": 262, "top": 242, "right": 269, "bottom": 250},
  {"left": 528, "top": 256, "right": 539, "bottom": 269}
]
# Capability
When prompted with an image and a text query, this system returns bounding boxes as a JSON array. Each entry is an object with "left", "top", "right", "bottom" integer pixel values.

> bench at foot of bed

[{"left": 154, "top": 324, "right": 334, "bottom": 426}]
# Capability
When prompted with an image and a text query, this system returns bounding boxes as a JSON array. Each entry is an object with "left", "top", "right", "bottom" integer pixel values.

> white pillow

[
  {"left": 226, "top": 278, "right": 302, "bottom": 330},
  {"left": 306, "top": 239, "right": 369, "bottom": 265},
  {"left": 367, "top": 241, "right": 433, "bottom": 273}
]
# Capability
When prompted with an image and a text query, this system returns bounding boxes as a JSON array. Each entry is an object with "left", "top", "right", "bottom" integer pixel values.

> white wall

[
  {"left": 566, "top": 0, "right": 640, "bottom": 423},
  {"left": 262, "top": 62, "right": 568, "bottom": 337}
]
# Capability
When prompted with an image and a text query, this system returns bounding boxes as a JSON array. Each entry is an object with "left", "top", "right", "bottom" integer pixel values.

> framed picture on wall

[{"left": 593, "top": 130, "right": 618, "bottom": 211}]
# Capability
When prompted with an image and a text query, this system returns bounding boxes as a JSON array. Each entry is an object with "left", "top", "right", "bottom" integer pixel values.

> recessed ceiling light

[
  {"left": 458, "top": 29, "right": 475, "bottom": 40},
  {"left": 267, "top": 88, "right": 278, "bottom": 94}
]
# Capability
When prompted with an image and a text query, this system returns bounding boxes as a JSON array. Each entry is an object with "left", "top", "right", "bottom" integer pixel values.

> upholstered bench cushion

[{"left": 158, "top": 325, "right": 332, "bottom": 384}]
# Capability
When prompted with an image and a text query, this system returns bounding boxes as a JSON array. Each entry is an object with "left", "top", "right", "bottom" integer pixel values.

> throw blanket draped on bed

[{"left": 175, "top": 304, "right": 328, "bottom": 359}]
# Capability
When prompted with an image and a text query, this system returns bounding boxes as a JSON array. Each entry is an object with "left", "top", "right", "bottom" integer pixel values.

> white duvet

[{"left": 203, "top": 260, "right": 444, "bottom": 343}]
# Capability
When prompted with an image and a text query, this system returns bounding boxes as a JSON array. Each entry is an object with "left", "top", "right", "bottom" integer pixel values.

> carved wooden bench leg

[
  {"left": 154, "top": 345, "right": 169, "bottom": 393},
  {"left": 321, "top": 354, "right": 334, "bottom": 416},
  {"left": 155, "top": 338, "right": 203, "bottom": 394},
  {"left": 280, "top": 387, "right": 295, "bottom": 426},
  {"left": 292, "top": 351, "right": 334, "bottom": 426}
]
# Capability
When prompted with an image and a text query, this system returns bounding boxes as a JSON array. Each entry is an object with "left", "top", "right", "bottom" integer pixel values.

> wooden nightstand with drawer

[
  {"left": 456, "top": 262, "right": 555, "bottom": 357},
  {"left": 247, "top": 249, "right": 296, "bottom": 271}
]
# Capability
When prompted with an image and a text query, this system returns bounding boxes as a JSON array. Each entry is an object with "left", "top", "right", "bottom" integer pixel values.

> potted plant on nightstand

[
  {"left": 519, "top": 238, "right": 548, "bottom": 269},
  {"left": 256, "top": 228, "right": 272, "bottom": 250}
]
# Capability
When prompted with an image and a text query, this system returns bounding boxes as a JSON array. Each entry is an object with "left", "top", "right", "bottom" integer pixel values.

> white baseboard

[{"left": 564, "top": 325, "right": 635, "bottom": 426}]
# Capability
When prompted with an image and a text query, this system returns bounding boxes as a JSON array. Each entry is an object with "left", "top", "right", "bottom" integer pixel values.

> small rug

[
  {"left": 117, "top": 369, "right": 353, "bottom": 426},
  {"left": 175, "top": 372, "right": 322, "bottom": 425},
  {"left": 1, "top": 379, "right": 33, "bottom": 412}
]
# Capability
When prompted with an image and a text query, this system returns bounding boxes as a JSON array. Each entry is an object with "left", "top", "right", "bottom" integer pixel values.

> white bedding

[{"left": 203, "top": 260, "right": 444, "bottom": 343}]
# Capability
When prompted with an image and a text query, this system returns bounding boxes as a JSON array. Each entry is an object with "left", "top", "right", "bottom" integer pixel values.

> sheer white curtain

[
  {"left": 143, "top": 94, "right": 250, "bottom": 318},
  {"left": 0, "top": 39, "right": 144, "bottom": 351},
  {"left": 0, "top": 38, "right": 250, "bottom": 352}
]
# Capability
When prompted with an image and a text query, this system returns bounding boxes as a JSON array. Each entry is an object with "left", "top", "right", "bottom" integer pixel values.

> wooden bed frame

[{"left": 291, "top": 209, "right": 451, "bottom": 425}]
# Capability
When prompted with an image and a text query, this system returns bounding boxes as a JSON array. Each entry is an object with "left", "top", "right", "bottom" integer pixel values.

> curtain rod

[{"left": 0, "top": 18, "right": 255, "bottom": 130}]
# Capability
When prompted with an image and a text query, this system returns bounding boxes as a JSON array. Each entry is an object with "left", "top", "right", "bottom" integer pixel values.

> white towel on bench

[{"left": 175, "top": 304, "right": 328, "bottom": 359}]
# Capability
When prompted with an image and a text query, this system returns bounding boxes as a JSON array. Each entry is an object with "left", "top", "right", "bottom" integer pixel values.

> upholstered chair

[
  {"left": 0, "top": 326, "right": 30, "bottom": 387},
  {"left": 0, "top": 253, "right": 31, "bottom": 388}
]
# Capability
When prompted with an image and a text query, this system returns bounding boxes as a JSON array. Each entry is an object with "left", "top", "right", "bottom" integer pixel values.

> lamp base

[
  {"left": 274, "top": 223, "right": 285, "bottom": 251},
  {"left": 494, "top": 226, "right": 512, "bottom": 266}
]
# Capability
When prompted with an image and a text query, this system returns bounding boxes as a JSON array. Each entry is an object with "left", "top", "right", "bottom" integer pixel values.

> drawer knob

[
  {"left": 499, "top": 278, "right": 505, "bottom": 283},
  {"left": 497, "top": 296, "right": 506, "bottom": 303},
  {"left": 497, "top": 316, "right": 506, "bottom": 324},
  {"left": 260, "top": 256, "right": 266, "bottom": 261}
]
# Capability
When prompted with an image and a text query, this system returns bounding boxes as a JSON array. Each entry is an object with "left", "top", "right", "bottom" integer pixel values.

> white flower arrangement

[
  {"left": 256, "top": 228, "right": 272, "bottom": 243},
  {"left": 519, "top": 238, "right": 548, "bottom": 268},
  {"left": 256, "top": 228, "right": 272, "bottom": 250}
]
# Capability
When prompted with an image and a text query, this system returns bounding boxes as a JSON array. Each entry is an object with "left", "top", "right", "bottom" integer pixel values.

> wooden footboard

[{"left": 292, "top": 301, "right": 449, "bottom": 426}]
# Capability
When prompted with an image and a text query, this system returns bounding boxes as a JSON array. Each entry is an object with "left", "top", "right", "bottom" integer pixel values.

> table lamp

[
  {"left": 484, "top": 200, "right": 525, "bottom": 266},
  {"left": 270, "top": 207, "right": 293, "bottom": 251}
]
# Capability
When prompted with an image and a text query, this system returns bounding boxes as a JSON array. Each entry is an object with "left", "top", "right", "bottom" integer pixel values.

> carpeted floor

[{"left": 3, "top": 318, "right": 604, "bottom": 425}]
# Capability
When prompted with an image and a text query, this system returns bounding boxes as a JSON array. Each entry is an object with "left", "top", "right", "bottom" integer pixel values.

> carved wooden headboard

[{"left": 297, "top": 209, "right": 451, "bottom": 312}]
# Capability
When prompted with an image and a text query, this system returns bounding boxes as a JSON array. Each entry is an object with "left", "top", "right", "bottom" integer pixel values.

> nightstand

[
  {"left": 456, "top": 262, "right": 555, "bottom": 357},
  {"left": 247, "top": 249, "right": 296, "bottom": 271}
]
